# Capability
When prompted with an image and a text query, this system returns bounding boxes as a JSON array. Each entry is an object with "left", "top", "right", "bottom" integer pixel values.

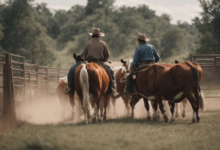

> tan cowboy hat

[
  {"left": 134, "top": 33, "right": 150, "bottom": 41},
  {"left": 89, "top": 28, "right": 105, "bottom": 37}
]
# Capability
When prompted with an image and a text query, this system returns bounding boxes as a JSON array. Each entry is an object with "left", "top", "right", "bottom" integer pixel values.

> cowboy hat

[
  {"left": 134, "top": 33, "right": 150, "bottom": 41},
  {"left": 89, "top": 28, "right": 105, "bottom": 37}
]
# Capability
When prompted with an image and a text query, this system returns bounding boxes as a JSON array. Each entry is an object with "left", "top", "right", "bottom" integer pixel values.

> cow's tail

[
  {"left": 192, "top": 66, "right": 205, "bottom": 112},
  {"left": 79, "top": 64, "right": 91, "bottom": 113}
]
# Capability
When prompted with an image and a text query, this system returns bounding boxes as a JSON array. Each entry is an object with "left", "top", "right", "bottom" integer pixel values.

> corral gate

[
  {"left": 0, "top": 53, "right": 69, "bottom": 123},
  {"left": 191, "top": 54, "right": 220, "bottom": 98}
]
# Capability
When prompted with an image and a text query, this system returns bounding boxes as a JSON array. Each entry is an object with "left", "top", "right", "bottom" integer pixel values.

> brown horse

[
  {"left": 70, "top": 54, "right": 111, "bottom": 123},
  {"left": 112, "top": 65, "right": 160, "bottom": 119},
  {"left": 121, "top": 58, "right": 205, "bottom": 123}
]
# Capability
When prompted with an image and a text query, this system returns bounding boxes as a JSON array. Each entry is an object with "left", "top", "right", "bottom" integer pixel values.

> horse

[
  {"left": 111, "top": 65, "right": 160, "bottom": 120},
  {"left": 70, "top": 53, "right": 111, "bottom": 123},
  {"left": 121, "top": 58, "right": 205, "bottom": 123}
]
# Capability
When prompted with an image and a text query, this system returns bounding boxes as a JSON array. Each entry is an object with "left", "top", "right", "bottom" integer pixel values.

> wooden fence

[
  {"left": 191, "top": 54, "right": 220, "bottom": 98},
  {"left": 0, "top": 53, "right": 69, "bottom": 122}
]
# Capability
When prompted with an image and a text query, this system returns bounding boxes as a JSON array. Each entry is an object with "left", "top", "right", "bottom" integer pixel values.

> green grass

[{"left": 0, "top": 111, "right": 220, "bottom": 150}]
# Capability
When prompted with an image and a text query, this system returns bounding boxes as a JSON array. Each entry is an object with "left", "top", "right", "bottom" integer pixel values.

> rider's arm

[
  {"left": 103, "top": 42, "right": 110, "bottom": 61},
  {"left": 153, "top": 47, "right": 160, "bottom": 63},
  {"left": 131, "top": 48, "right": 140, "bottom": 66}
]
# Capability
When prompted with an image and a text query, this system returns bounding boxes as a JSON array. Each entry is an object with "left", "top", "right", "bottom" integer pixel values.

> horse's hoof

[
  {"left": 192, "top": 119, "right": 197, "bottom": 123},
  {"left": 164, "top": 116, "right": 169, "bottom": 123},
  {"left": 152, "top": 117, "right": 158, "bottom": 121},
  {"left": 103, "top": 116, "right": 107, "bottom": 121},
  {"left": 182, "top": 114, "right": 185, "bottom": 118},
  {"left": 175, "top": 114, "right": 179, "bottom": 118},
  {"left": 197, "top": 117, "right": 200, "bottom": 123},
  {"left": 170, "top": 119, "right": 175, "bottom": 122},
  {"left": 98, "top": 118, "right": 102, "bottom": 123},
  {"left": 147, "top": 116, "right": 151, "bottom": 120},
  {"left": 92, "top": 117, "right": 97, "bottom": 123}
]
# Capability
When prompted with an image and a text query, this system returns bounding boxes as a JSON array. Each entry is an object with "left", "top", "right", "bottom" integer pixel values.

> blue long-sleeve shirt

[{"left": 131, "top": 43, "right": 160, "bottom": 66}]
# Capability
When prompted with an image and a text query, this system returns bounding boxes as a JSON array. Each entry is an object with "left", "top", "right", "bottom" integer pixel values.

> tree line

[{"left": 0, "top": 0, "right": 219, "bottom": 66}]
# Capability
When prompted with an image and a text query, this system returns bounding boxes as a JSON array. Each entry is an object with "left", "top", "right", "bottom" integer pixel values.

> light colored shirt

[{"left": 132, "top": 43, "right": 160, "bottom": 66}]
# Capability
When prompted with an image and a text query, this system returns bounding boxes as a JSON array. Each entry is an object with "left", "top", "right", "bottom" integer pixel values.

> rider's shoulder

[
  {"left": 146, "top": 44, "right": 156, "bottom": 49},
  {"left": 100, "top": 40, "right": 107, "bottom": 45}
]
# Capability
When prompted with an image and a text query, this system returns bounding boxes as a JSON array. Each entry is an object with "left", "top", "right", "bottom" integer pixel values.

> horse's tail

[
  {"left": 199, "top": 90, "right": 206, "bottom": 111},
  {"left": 79, "top": 64, "right": 91, "bottom": 112}
]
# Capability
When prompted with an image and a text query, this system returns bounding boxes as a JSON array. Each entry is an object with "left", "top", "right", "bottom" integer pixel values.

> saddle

[{"left": 88, "top": 60, "right": 114, "bottom": 94}]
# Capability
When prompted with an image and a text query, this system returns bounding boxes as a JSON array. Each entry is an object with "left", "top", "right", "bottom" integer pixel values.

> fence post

[
  {"left": 35, "top": 65, "right": 38, "bottom": 100},
  {"left": 3, "top": 53, "right": 16, "bottom": 124}
]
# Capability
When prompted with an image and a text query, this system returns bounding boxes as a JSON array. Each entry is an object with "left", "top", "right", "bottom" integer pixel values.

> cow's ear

[
  {"left": 175, "top": 60, "right": 179, "bottom": 64},
  {"left": 121, "top": 59, "right": 126, "bottom": 64},
  {"left": 73, "top": 53, "right": 77, "bottom": 59}
]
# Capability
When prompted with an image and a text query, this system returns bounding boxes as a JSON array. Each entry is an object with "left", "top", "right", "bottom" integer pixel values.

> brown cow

[
  {"left": 71, "top": 54, "right": 111, "bottom": 123},
  {"left": 121, "top": 58, "right": 205, "bottom": 123}
]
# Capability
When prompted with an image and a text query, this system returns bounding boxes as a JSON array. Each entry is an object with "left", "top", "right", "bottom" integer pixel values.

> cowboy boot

[{"left": 63, "top": 88, "right": 72, "bottom": 95}]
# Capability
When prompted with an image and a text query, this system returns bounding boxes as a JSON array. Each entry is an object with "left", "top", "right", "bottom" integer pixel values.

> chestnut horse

[
  {"left": 121, "top": 58, "right": 205, "bottom": 123},
  {"left": 70, "top": 54, "right": 110, "bottom": 123},
  {"left": 112, "top": 66, "right": 160, "bottom": 119}
]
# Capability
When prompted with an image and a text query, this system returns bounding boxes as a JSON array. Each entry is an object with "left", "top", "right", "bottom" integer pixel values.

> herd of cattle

[{"left": 56, "top": 56, "right": 206, "bottom": 124}]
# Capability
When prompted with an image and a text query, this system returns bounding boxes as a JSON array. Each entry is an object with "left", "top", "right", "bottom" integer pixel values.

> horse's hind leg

[
  {"left": 103, "top": 94, "right": 110, "bottom": 121},
  {"left": 93, "top": 97, "right": 102, "bottom": 123},
  {"left": 169, "top": 102, "right": 175, "bottom": 122},
  {"left": 143, "top": 98, "right": 151, "bottom": 120},
  {"left": 175, "top": 103, "right": 181, "bottom": 118},
  {"left": 130, "top": 95, "right": 139, "bottom": 118}
]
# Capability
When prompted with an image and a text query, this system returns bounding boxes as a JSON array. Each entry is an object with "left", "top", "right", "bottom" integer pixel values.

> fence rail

[
  {"left": 191, "top": 54, "right": 220, "bottom": 98},
  {"left": 1, "top": 53, "right": 69, "bottom": 122}
]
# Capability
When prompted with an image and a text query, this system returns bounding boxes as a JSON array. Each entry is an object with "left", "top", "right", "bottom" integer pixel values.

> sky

[{"left": 2, "top": 0, "right": 202, "bottom": 24}]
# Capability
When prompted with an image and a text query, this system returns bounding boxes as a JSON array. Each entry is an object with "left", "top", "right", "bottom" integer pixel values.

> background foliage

[{"left": 0, "top": 0, "right": 219, "bottom": 67}]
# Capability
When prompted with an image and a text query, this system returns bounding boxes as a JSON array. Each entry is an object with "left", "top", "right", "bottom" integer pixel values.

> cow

[
  {"left": 56, "top": 76, "right": 82, "bottom": 121},
  {"left": 121, "top": 58, "right": 205, "bottom": 123}
]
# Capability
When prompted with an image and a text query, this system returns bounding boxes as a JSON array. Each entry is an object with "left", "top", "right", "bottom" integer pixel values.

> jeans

[
  {"left": 67, "top": 62, "right": 84, "bottom": 90},
  {"left": 125, "top": 75, "right": 133, "bottom": 92}
]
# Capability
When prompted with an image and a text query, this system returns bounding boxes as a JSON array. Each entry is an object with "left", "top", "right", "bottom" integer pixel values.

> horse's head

[
  {"left": 120, "top": 57, "right": 133, "bottom": 73},
  {"left": 73, "top": 53, "right": 84, "bottom": 63}
]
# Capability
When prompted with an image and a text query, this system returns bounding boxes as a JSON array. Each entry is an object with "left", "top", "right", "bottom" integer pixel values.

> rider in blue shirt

[{"left": 125, "top": 33, "right": 160, "bottom": 95}]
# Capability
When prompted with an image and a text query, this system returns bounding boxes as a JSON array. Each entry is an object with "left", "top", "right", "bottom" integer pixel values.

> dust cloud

[
  {"left": 15, "top": 94, "right": 171, "bottom": 125},
  {"left": 16, "top": 97, "right": 74, "bottom": 124}
]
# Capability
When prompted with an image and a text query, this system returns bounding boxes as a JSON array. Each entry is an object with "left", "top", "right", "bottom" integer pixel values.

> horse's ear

[
  {"left": 175, "top": 60, "right": 179, "bottom": 64},
  {"left": 121, "top": 59, "right": 126, "bottom": 64},
  {"left": 73, "top": 53, "right": 77, "bottom": 59}
]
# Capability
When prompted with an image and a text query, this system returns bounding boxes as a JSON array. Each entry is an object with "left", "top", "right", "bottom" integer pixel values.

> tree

[
  {"left": 160, "top": 27, "right": 184, "bottom": 59},
  {"left": 193, "top": 0, "right": 220, "bottom": 54},
  {"left": 0, "top": 0, "right": 55, "bottom": 65}
]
